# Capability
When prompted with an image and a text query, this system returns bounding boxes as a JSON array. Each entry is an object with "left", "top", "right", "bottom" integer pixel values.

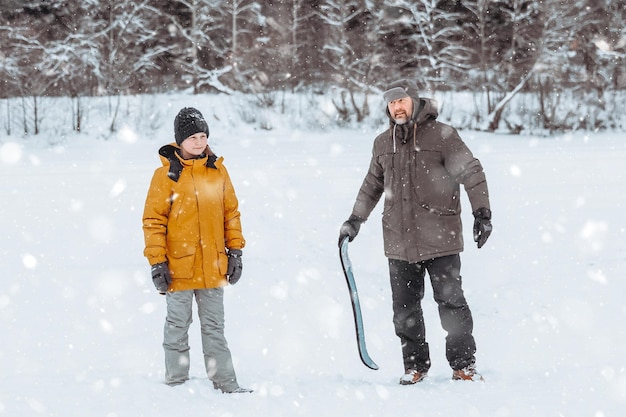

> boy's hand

[
  {"left": 151, "top": 262, "right": 171, "bottom": 294},
  {"left": 227, "top": 249, "right": 243, "bottom": 285}
]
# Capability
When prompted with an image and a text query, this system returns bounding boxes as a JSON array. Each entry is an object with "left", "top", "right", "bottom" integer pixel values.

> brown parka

[
  {"left": 142, "top": 144, "right": 245, "bottom": 291},
  {"left": 351, "top": 98, "right": 490, "bottom": 263}
]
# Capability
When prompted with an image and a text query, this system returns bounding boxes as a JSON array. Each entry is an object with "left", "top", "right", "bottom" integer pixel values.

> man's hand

[
  {"left": 473, "top": 208, "right": 492, "bottom": 249},
  {"left": 338, "top": 215, "right": 365, "bottom": 247}
]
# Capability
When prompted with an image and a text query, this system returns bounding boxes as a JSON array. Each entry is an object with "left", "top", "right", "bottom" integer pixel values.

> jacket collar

[{"left": 158, "top": 143, "right": 218, "bottom": 182}]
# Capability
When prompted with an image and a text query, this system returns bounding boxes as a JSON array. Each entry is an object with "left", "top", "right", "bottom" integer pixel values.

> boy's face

[{"left": 180, "top": 132, "right": 208, "bottom": 158}]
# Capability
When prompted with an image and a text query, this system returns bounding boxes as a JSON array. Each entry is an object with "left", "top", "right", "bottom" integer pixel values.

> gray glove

[
  {"left": 151, "top": 262, "right": 171, "bottom": 294},
  {"left": 338, "top": 214, "right": 364, "bottom": 247},
  {"left": 227, "top": 249, "right": 243, "bottom": 285},
  {"left": 473, "top": 208, "right": 492, "bottom": 249}
]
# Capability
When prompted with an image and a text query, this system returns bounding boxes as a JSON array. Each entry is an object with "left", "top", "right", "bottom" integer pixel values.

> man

[{"left": 338, "top": 79, "right": 492, "bottom": 384}]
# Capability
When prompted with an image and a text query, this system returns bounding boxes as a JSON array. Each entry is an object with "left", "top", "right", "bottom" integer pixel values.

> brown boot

[
  {"left": 452, "top": 365, "right": 484, "bottom": 381},
  {"left": 399, "top": 369, "right": 427, "bottom": 385}
]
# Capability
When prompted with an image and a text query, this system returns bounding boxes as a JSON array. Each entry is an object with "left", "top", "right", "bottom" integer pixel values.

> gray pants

[{"left": 163, "top": 288, "right": 239, "bottom": 392}]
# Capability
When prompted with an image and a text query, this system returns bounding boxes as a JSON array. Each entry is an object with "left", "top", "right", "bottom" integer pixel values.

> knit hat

[
  {"left": 174, "top": 107, "right": 209, "bottom": 146},
  {"left": 383, "top": 79, "right": 420, "bottom": 103}
]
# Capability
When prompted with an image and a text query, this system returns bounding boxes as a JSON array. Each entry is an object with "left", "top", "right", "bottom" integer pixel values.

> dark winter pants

[
  {"left": 163, "top": 288, "right": 239, "bottom": 391},
  {"left": 388, "top": 254, "right": 476, "bottom": 372}
]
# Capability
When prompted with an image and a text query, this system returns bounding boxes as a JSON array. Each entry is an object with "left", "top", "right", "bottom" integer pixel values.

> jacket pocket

[
  {"left": 217, "top": 250, "right": 228, "bottom": 275},
  {"left": 416, "top": 197, "right": 459, "bottom": 216},
  {"left": 411, "top": 150, "right": 459, "bottom": 216},
  {"left": 167, "top": 240, "right": 196, "bottom": 279}
]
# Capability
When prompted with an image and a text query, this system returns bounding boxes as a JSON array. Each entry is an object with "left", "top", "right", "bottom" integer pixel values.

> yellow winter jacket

[{"left": 142, "top": 144, "right": 245, "bottom": 291}]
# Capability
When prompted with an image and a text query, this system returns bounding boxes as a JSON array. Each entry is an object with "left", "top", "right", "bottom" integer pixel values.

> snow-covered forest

[{"left": 1, "top": 0, "right": 625, "bottom": 133}]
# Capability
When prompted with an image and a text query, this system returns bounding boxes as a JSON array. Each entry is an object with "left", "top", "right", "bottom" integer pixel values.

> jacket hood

[{"left": 415, "top": 97, "right": 439, "bottom": 124}]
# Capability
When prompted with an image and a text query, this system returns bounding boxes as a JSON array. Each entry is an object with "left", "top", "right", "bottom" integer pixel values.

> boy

[{"left": 142, "top": 107, "right": 251, "bottom": 393}]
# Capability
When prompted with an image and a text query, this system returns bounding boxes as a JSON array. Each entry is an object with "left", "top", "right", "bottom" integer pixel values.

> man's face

[{"left": 387, "top": 97, "right": 413, "bottom": 125}]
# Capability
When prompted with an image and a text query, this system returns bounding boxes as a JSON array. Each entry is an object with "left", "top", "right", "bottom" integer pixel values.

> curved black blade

[{"left": 339, "top": 236, "right": 379, "bottom": 370}]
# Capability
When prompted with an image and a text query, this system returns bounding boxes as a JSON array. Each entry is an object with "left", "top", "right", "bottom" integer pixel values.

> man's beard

[{"left": 393, "top": 111, "right": 410, "bottom": 125}]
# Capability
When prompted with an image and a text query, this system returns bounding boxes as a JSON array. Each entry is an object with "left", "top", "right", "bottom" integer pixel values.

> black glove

[
  {"left": 227, "top": 249, "right": 243, "bottom": 285},
  {"left": 338, "top": 214, "right": 364, "bottom": 247},
  {"left": 151, "top": 262, "right": 171, "bottom": 294},
  {"left": 473, "top": 208, "right": 492, "bottom": 249}
]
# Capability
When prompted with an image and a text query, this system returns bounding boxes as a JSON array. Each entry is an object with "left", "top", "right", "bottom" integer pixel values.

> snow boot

[
  {"left": 399, "top": 369, "right": 427, "bottom": 385},
  {"left": 222, "top": 386, "right": 253, "bottom": 394},
  {"left": 452, "top": 365, "right": 484, "bottom": 381}
]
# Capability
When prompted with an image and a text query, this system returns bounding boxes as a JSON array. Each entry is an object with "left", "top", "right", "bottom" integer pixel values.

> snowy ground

[{"left": 1, "top": 95, "right": 625, "bottom": 416}]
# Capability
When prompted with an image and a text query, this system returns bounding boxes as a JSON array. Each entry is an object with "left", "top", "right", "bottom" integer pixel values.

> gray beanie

[
  {"left": 174, "top": 107, "right": 209, "bottom": 145},
  {"left": 383, "top": 79, "right": 420, "bottom": 103}
]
